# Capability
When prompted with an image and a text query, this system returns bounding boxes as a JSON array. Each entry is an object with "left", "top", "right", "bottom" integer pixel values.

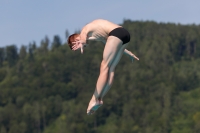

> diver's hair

[{"left": 67, "top": 34, "right": 79, "bottom": 50}]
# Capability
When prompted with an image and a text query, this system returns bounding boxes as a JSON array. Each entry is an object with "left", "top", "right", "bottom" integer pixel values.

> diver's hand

[
  {"left": 130, "top": 53, "right": 139, "bottom": 62},
  {"left": 72, "top": 41, "right": 84, "bottom": 54}
]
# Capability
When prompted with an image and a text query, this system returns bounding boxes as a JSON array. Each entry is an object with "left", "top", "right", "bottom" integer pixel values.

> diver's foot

[{"left": 87, "top": 99, "right": 103, "bottom": 115}]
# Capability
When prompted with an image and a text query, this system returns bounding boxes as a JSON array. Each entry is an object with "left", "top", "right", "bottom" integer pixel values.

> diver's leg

[
  {"left": 100, "top": 43, "right": 128, "bottom": 98},
  {"left": 87, "top": 36, "right": 128, "bottom": 115}
]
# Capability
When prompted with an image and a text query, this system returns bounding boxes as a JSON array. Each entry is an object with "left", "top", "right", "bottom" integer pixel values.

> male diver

[{"left": 68, "top": 19, "right": 139, "bottom": 115}]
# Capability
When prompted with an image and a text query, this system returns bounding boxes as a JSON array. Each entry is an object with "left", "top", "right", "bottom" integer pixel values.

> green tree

[
  {"left": 0, "top": 48, "right": 5, "bottom": 67},
  {"left": 19, "top": 45, "right": 27, "bottom": 60},
  {"left": 51, "top": 35, "right": 62, "bottom": 50},
  {"left": 6, "top": 45, "right": 18, "bottom": 67}
]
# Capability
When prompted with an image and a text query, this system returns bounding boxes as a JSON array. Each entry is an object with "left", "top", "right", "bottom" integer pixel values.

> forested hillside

[{"left": 0, "top": 20, "right": 200, "bottom": 133}]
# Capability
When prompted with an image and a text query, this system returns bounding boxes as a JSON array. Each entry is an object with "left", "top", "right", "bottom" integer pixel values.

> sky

[{"left": 0, "top": 0, "right": 200, "bottom": 48}]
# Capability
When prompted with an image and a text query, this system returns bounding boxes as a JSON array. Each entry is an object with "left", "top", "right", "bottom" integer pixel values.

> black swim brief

[{"left": 108, "top": 27, "right": 130, "bottom": 44}]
